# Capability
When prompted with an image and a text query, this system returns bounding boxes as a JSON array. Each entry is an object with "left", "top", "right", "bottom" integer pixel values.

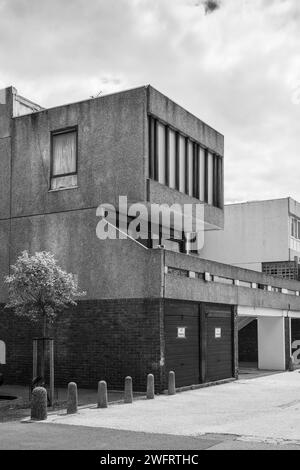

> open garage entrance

[
  {"left": 238, "top": 318, "right": 258, "bottom": 369},
  {"left": 238, "top": 307, "right": 287, "bottom": 377},
  {"left": 291, "top": 317, "right": 300, "bottom": 367}
]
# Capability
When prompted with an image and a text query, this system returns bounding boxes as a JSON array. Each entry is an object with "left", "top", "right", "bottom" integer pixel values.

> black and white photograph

[{"left": 1, "top": 0, "right": 300, "bottom": 456}]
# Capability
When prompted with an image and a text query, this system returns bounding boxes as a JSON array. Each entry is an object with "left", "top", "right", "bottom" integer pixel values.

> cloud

[{"left": 0, "top": 0, "right": 299, "bottom": 203}]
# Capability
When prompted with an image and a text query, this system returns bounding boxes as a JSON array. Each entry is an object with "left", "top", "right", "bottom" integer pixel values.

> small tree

[
  {"left": 4, "top": 251, "right": 86, "bottom": 379},
  {"left": 5, "top": 251, "right": 86, "bottom": 334}
]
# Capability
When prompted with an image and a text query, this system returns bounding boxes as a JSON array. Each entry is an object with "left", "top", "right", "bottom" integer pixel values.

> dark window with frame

[
  {"left": 192, "top": 143, "right": 199, "bottom": 199},
  {"left": 204, "top": 149, "right": 208, "bottom": 203},
  {"left": 50, "top": 127, "right": 78, "bottom": 190},
  {"left": 213, "top": 154, "right": 222, "bottom": 208}
]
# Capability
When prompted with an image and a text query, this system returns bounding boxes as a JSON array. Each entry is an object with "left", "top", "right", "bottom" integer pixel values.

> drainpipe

[{"left": 162, "top": 248, "right": 166, "bottom": 299}]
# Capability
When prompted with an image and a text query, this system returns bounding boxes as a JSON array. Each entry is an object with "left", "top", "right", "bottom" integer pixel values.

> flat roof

[{"left": 225, "top": 197, "right": 292, "bottom": 206}]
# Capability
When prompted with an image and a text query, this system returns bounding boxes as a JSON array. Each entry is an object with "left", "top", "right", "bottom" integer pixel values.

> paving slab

[{"left": 37, "top": 371, "right": 300, "bottom": 444}]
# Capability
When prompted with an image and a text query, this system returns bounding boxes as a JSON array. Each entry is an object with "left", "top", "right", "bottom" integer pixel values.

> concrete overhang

[
  {"left": 147, "top": 179, "right": 224, "bottom": 231},
  {"left": 238, "top": 306, "right": 294, "bottom": 318},
  {"left": 287, "top": 311, "right": 300, "bottom": 318}
]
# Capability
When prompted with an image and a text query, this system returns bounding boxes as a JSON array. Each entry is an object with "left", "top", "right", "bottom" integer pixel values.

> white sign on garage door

[{"left": 0, "top": 340, "right": 6, "bottom": 364}]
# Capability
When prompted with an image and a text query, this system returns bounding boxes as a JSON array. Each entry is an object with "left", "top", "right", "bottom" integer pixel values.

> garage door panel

[
  {"left": 165, "top": 302, "right": 234, "bottom": 388},
  {"left": 165, "top": 302, "right": 200, "bottom": 388},
  {"left": 205, "top": 306, "right": 233, "bottom": 382}
]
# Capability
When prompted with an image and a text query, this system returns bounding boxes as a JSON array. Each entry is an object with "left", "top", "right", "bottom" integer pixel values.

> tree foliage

[{"left": 5, "top": 251, "right": 86, "bottom": 332}]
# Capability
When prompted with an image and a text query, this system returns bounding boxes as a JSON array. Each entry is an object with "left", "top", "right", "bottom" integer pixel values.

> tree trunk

[
  {"left": 42, "top": 314, "right": 47, "bottom": 338},
  {"left": 40, "top": 311, "right": 47, "bottom": 381}
]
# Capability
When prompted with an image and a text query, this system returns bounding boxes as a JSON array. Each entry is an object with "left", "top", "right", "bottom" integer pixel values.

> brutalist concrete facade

[{"left": 1, "top": 85, "right": 300, "bottom": 391}]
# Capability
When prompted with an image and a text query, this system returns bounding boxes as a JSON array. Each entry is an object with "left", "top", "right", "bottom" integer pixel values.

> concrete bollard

[
  {"left": 124, "top": 376, "right": 133, "bottom": 404},
  {"left": 31, "top": 386, "right": 47, "bottom": 421},
  {"left": 146, "top": 374, "right": 155, "bottom": 399},
  {"left": 289, "top": 356, "right": 295, "bottom": 372},
  {"left": 67, "top": 382, "right": 78, "bottom": 414},
  {"left": 168, "top": 371, "right": 176, "bottom": 395},
  {"left": 97, "top": 380, "right": 108, "bottom": 408}
]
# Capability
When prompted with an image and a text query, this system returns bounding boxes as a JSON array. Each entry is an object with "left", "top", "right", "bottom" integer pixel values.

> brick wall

[{"left": 0, "top": 298, "right": 165, "bottom": 392}]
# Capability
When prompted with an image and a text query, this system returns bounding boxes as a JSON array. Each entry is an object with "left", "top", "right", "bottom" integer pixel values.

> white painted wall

[
  {"left": 200, "top": 199, "right": 291, "bottom": 270},
  {"left": 0, "top": 340, "right": 6, "bottom": 364},
  {"left": 257, "top": 317, "right": 286, "bottom": 370},
  {"left": 238, "top": 306, "right": 286, "bottom": 317},
  {"left": 238, "top": 306, "right": 290, "bottom": 370}
]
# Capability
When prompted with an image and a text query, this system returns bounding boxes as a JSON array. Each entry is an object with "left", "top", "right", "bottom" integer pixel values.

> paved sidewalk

[{"left": 40, "top": 371, "right": 300, "bottom": 444}]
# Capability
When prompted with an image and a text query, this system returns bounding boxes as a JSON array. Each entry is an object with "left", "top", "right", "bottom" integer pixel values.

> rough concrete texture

[
  {"left": 42, "top": 372, "right": 300, "bottom": 444},
  {"left": 124, "top": 376, "right": 133, "bottom": 404},
  {"left": 146, "top": 374, "right": 155, "bottom": 400},
  {"left": 148, "top": 86, "right": 224, "bottom": 156},
  {"left": 165, "top": 250, "right": 300, "bottom": 310},
  {"left": 31, "top": 387, "right": 47, "bottom": 421},
  {"left": 67, "top": 382, "right": 78, "bottom": 414},
  {"left": 97, "top": 381, "right": 108, "bottom": 408}
]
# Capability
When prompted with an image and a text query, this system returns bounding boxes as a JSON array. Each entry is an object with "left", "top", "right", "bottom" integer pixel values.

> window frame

[
  {"left": 148, "top": 114, "right": 223, "bottom": 208},
  {"left": 192, "top": 143, "right": 199, "bottom": 199},
  {"left": 50, "top": 126, "right": 79, "bottom": 188},
  {"left": 204, "top": 149, "right": 208, "bottom": 204},
  {"left": 213, "top": 154, "right": 222, "bottom": 208}
]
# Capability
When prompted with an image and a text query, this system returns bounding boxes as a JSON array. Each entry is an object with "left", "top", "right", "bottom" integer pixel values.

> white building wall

[
  {"left": 238, "top": 306, "right": 288, "bottom": 371},
  {"left": 199, "top": 199, "right": 290, "bottom": 271},
  {"left": 257, "top": 317, "right": 286, "bottom": 370}
]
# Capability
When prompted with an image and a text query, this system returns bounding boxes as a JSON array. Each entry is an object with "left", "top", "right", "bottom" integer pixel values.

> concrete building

[
  {"left": 1, "top": 86, "right": 300, "bottom": 392},
  {"left": 200, "top": 198, "right": 300, "bottom": 279},
  {"left": 200, "top": 198, "right": 300, "bottom": 367}
]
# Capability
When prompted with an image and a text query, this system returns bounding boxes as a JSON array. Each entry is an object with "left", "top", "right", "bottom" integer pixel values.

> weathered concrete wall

[
  {"left": 0, "top": 87, "right": 14, "bottom": 139},
  {"left": 147, "top": 86, "right": 224, "bottom": 230},
  {"left": 288, "top": 197, "right": 300, "bottom": 261},
  {"left": 0, "top": 84, "right": 227, "bottom": 305},
  {"left": 11, "top": 87, "right": 148, "bottom": 218},
  {"left": 164, "top": 251, "right": 300, "bottom": 310},
  {"left": 0, "top": 220, "right": 9, "bottom": 300},
  {"left": 0, "top": 209, "right": 163, "bottom": 303},
  {"left": 147, "top": 86, "right": 224, "bottom": 156},
  {"left": 148, "top": 180, "right": 224, "bottom": 230},
  {"left": 0, "top": 138, "right": 11, "bottom": 219},
  {"left": 164, "top": 276, "right": 300, "bottom": 310},
  {"left": 0, "top": 89, "right": 13, "bottom": 299},
  {"left": 199, "top": 199, "right": 290, "bottom": 268},
  {"left": 0, "top": 87, "right": 13, "bottom": 220}
]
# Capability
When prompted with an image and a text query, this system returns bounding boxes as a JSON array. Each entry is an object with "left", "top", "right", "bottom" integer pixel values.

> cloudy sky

[{"left": 0, "top": 0, "right": 299, "bottom": 203}]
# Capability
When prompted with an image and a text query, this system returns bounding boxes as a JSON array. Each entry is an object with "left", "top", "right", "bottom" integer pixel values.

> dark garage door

[
  {"left": 205, "top": 306, "right": 233, "bottom": 382},
  {"left": 165, "top": 302, "right": 200, "bottom": 387}
]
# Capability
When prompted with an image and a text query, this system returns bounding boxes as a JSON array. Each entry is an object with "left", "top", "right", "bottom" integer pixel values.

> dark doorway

[{"left": 238, "top": 319, "right": 258, "bottom": 367}]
